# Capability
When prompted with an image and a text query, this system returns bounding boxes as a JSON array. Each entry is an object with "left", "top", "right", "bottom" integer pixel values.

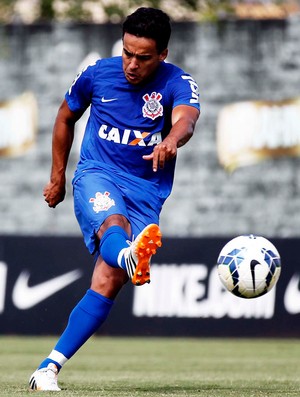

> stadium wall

[
  {"left": 1, "top": 19, "right": 300, "bottom": 238},
  {"left": 0, "top": 235, "right": 299, "bottom": 337}
]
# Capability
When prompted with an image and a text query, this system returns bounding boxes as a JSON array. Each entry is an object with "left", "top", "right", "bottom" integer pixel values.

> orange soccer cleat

[{"left": 124, "top": 224, "right": 162, "bottom": 286}]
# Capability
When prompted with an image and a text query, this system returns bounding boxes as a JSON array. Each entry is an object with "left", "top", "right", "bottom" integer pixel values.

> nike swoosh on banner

[
  {"left": 283, "top": 273, "right": 300, "bottom": 314},
  {"left": 101, "top": 97, "right": 118, "bottom": 102},
  {"left": 12, "top": 269, "right": 83, "bottom": 310}
]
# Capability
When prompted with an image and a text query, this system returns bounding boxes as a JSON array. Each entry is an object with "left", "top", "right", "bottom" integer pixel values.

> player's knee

[
  {"left": 91, "top": 262, "right": 128, "bottom": 299},
  {"left": 97, "top": 214, "right": 131, "bottom": 239}
]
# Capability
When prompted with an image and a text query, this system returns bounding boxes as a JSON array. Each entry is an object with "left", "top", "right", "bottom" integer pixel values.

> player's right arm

[{"left": 43, "top": 99, "right": 84, "bottom": 208}]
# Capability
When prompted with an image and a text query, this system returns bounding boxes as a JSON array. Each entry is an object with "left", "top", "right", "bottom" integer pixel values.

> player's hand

[
  {"left": 43, "top": 177, "right": 66, "bottom": 208},
  {"left": 142, "top": 137, "right": 177, "bottom": 172}
]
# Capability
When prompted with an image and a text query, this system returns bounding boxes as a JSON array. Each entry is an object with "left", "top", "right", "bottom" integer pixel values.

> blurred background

[
  {"left": 0, "top": 0, "right": 300, "bottom": 337},
  {"left": 1, "top": 0, "right": 300, "bottom": 237}
]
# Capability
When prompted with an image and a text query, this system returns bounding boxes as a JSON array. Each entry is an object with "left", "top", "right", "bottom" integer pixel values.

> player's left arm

[{"left": 143, "top": 105, "right": 200, "bottom": 172}]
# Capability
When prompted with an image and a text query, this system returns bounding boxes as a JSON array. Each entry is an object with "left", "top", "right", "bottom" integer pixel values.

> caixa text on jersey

[{"left": 98, "top": 125, "right": 162, "bottom": 146}]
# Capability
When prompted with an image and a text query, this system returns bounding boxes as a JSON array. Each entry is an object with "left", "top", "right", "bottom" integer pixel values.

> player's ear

[{"left": 159, "top": 48, "right": 168, "bottom": 62}]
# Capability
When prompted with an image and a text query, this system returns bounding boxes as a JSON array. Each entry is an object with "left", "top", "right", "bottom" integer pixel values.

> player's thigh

[
  {"left": 124, "top": 184, "right": 162, "bottom": 238},
  {"left": 73, "top": 172, "right": 128, "bottom": 253}
]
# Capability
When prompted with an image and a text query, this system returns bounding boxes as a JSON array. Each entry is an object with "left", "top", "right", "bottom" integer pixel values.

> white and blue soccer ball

[{"left": 217, "top": 235, "right": 281, "bottom": 299}]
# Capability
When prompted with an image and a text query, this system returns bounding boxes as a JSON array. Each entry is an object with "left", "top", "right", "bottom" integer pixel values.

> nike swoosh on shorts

[{"left": 12, "top": 269, "right": 83, "bottom": 310}]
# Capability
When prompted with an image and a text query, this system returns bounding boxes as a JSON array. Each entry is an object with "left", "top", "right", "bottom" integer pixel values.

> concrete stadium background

[{"left": 0, "top": 18, "right": 300, "bottom": 238}]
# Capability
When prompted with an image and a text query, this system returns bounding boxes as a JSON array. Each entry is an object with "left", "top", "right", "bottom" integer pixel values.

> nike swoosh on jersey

[
  {"left": 284, "top": 274, "right": 300, "bottom": 314},
  {"left": 101, "top": 97, "right": 118, "bottom": 102},
  {"left": 12, "top": 269, "right": 83, "bottom": 310}
]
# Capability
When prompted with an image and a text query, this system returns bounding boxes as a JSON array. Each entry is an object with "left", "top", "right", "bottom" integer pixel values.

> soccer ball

[{"left": 217, "top": 235, "right": 281, "bottom": 299}]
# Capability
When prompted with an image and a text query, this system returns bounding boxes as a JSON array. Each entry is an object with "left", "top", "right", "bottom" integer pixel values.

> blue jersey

[{"left": 66, "top": 56, "right": 200, "bottom": 201}]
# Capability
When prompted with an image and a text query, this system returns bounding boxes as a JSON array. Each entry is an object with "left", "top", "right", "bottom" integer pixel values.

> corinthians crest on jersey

[{"left": 142, "top": 92, "right": 163, "bottom": 120}]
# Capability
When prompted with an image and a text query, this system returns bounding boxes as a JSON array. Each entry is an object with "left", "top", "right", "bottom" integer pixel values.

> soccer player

[{"left": 29, "top": 7, "right": 200, "bottom": 391}]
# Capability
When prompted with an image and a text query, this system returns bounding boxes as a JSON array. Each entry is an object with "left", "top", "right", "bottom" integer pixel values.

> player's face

[{"left": 122, "top": 33, "right": 168, "bottom": 85}]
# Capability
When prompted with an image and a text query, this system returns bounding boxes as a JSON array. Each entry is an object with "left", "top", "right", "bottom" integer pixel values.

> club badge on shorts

[
  {"left": 89, "top": 191, "right": 115, "bottom": 213},
  {"left": 142, "top": 92, "right": 163, "bottom": 120}
]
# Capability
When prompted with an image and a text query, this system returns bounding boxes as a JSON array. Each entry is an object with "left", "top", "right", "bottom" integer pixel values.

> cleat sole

[{"left": 132, "top": 224, "right": 162, "bottom": 286}]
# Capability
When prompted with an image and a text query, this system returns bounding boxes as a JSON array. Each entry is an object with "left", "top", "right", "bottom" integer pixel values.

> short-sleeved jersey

[{"left": 66, "top": 56, "right": 200, "bottom": 201}]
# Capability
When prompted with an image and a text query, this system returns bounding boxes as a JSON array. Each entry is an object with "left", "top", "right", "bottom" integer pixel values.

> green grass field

[{"left": 0, "top": 336, "right": 299, "bottom": 396}]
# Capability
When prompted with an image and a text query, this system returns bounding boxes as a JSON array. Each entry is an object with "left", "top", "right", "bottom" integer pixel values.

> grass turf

[{"left": 0, "top": 336, "right": 299, "bottom": 396}]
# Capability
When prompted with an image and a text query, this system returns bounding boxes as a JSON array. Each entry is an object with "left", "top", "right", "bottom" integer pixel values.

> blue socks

[
  {"left": 100, "top": 225, "right": 130, "bottom": 270},
  {"left": 38, "top": 289, "right": 114, "bottom": 371},
  {"left": 38, "top": 226, "right": 130, "bottom": 372}
]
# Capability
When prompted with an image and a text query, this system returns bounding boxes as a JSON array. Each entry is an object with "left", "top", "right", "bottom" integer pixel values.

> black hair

[{"left": 122, "top": 7, "right": 171, "bottom": 54}]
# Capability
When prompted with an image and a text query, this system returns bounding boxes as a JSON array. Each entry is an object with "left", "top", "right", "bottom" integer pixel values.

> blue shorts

[{"left": 73, "top": 169, "right": 163, "bottom": 255}]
